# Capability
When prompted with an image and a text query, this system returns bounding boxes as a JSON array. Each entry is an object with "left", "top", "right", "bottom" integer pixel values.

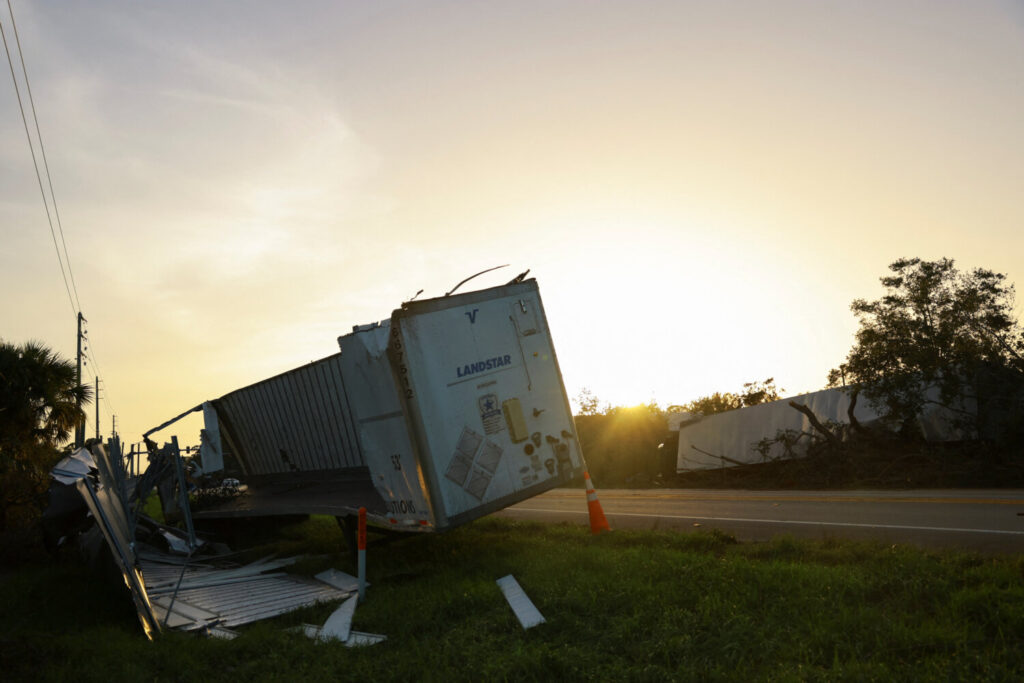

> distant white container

[{"left": 195, "top": 279, "right": 584, "bottom": 532}]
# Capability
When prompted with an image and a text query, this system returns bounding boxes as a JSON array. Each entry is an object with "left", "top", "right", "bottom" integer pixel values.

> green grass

[{"left": 1, "top": 517, "right": 1022, "bottom": 681}]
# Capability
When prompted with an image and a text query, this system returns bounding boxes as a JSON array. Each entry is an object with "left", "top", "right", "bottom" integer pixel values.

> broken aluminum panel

[
  {"left": 496, "top": 575, "right": 545, "bottom": 629},
  {"left": 199, "top": 402, "right": 224, "bottom": 474},
  {"left": 51, "top": 447, "right": 95, "bottom": 484},
  {"left": 144, "top": 556, "right": 302, "bottom": 594},
  {"left": 315, "top": 568, "right": 365, "bottom": 592},
  {"left": 81, "top": 443, "right": 352, "bottom": 638},
  {"left": 91, "top": 442, "right": 139, "bottom": 558},
  {"left": 141, "top": 557, "right": 351, "bottom": 630},
  {"left": 337, "top": 323, "right": 433, "bottom": 529},
  {"left": 344, "top": 631, "right": 387, "bottom": 647},
  {"left": 169, "top": 437, "right": 198, "bottom": 550},
  {"left": 319, "top": 595, "right": 357, "bottom": 642},
  {"left": 150, "top": 595, "right": 221, "bottom": 630},
  {"left": 131, "top": 444, "right": 174, "bottom": 520},
  {"left": 212, "top": 353, "right": 365, "bottom": 476},
  {"left": 205, "top": 626, "right": 240, "bottom": 640},
  {"left": 164, "top": 575, "right": 349, "bottom": 628},
  {"left": 295, "top": 624, "right": 387, "bottom": 647},
  {"left": 76, "top": 477, "right": 160, "bottom": 639}
]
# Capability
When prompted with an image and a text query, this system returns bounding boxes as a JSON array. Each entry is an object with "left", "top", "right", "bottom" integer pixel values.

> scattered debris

[
  {"left": 147, "top": 567, "right": 349, "bottom": 630},
  {"left": 50, "top": 447, "right": 96, "bottom": 484},
  {"left": 496, "top": 575, "right": 545, "bottom": 629},
  {"left": 291, "top": 593, "right": 386, "bottom": 647},
  {"left": 344, "top": 631, "right": 388, "bottom": 647},
  {"left": 315, "top": 568, "right": 365, "bottom": 592},
  {"left": 74, "top": 442, "right": 353, "bottom": 639},
  {"left": 295, "top": 624, "right": 388, "bottom": 648},
  {"left": 203, "top": 625, "right": 241, "bottom": 640},
  {"left": 319, "top": 595, "right": 357, "bottom": 642}
]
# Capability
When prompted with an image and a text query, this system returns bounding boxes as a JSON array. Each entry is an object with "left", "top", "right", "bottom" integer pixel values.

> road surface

[{"left": 497, "top": 488, "right": 1024, "bottom": 553}]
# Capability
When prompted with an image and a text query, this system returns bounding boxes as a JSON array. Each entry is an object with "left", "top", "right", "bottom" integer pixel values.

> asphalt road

[{"left": 497, "top": 488, "right": 1024, "bottom": 553}]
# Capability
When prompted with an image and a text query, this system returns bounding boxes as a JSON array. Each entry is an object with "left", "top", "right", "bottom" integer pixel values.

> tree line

[{"left": 577, "top": 258, "right": 1024, "bottom": 486}]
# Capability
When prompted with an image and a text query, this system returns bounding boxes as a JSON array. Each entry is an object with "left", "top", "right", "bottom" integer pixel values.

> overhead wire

[
  {"left": 79, "top": 318, "right": 117, "bottom": 422},
  {"left": 6, "top": 0, "right": 81, "bottom": 311},
  {"left": 85, "top": 348, "right": 116, "bottom": 415},
  {"left": 3, "top": 1, "right": 118, "bottom": 428},
  {"left": 1, "top": 8, "right": 76, "bottom": 315}
]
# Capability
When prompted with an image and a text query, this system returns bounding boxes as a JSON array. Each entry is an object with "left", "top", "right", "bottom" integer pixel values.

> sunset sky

[{"left": 2, "top": 1, "right": 1023, "bottom": 444}]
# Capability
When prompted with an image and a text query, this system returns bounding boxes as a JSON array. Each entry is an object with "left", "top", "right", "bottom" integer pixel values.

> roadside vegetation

[
  {"left": 578, "top": 258, "right": 1024, "bottom": 491},
  {"left": 2, "top": 516, "right": 1021, "bottom": 681},
  {"left": 0, "top": 340, "right": 90, "bottom": 545}
]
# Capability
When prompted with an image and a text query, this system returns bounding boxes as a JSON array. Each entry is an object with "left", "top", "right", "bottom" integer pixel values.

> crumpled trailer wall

[
  {"left": 214, "top": 354, "right": 363, "bottom": 475},
  {"left": 190, "top": 279, "right": 584, "bottom": 532},
  {"left": 206, "top": 353, "right": 388, "bottom": 520}
]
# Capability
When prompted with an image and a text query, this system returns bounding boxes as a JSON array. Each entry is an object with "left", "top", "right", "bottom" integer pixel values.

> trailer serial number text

[
  {"left": 387, "top": 500, "right": 417, "bottom": 514},
  {"left": 391, "top": 325, "right": 414, "bottom": 399}
]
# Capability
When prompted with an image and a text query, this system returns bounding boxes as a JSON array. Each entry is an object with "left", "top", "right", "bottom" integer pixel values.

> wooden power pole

[{"left": 76, "top": 312, "right": 84, "bottom": 447}]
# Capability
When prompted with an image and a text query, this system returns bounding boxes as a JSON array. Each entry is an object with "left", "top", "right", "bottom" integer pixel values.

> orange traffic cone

[{"left": 584, "top": 471, "right": 611, "bottom": 534}]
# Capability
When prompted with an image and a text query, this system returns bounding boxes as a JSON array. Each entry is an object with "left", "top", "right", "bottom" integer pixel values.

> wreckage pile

[
  {"left": 49, "top": 436, "right": 549, "bottom": 645},
  {"left": 51, "top": 439, "right": 385, "bottom": 644}
]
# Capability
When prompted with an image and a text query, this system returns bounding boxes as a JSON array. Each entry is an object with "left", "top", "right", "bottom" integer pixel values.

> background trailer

[{"left": 174, "top": 279, "right": 584, "bottom": 532}]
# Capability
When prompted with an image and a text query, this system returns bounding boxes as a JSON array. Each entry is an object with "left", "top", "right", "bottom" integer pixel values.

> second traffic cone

[{"left": 583, "top": 471, "right": 611, "bottom": 534}]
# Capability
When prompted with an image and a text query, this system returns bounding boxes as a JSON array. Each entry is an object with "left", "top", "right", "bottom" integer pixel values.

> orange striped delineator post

[
  {"left": 584, "top": 471, "right": 611, "bottom": 534},
  {"left": 357, "top": 507, "right": 367, "bottom": 602}
]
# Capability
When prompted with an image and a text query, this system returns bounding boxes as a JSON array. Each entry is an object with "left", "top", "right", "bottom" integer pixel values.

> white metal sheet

[
  {"left": 339, "top": 323, "right": 433, "bottom": 528},
  {"left": 319, "top": 595, "right": 357, "bottom": 642},
  {"left": 496, "top": 574, "right": 545, "bottom": 629},
  {"left": 315, "top": 568, "right": 362, "bottom": 592}
]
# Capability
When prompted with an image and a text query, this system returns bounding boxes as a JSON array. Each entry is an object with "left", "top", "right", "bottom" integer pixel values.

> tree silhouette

[
  {"left": 0, "top": 340, "right": 92, "bottom": 530},
  {"left": 830, "top": 258, "right": 1024, "bottom": 441}
]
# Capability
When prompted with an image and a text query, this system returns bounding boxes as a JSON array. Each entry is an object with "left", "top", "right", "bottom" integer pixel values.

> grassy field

[{"left": 1, "top": 516, "right": 1022, "bottom": 681}]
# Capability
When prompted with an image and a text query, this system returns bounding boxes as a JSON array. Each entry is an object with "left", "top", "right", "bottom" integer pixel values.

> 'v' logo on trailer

[{"left": 465, "top": 309, "right": 479, "bottom": 323}]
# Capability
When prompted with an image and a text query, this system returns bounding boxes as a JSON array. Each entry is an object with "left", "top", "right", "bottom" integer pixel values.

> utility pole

[
  {"left": 75, "top": 312, "right": 85, "bottom": 447},
  {"left": 95, "top": 376, "right": 100, "bottom": 441}
]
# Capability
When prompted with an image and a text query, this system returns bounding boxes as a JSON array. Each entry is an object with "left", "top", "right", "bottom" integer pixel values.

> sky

[{"left": 2, "top": 1, "right": 1023, "bottom": 445}]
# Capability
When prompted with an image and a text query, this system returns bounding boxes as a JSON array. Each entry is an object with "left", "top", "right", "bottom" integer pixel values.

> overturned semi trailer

[{"left": 162, "top": 278, "right": 584, "bottom": 532}]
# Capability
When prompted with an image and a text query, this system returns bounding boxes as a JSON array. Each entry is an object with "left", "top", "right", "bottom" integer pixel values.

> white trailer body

[{"left": 196, "top": 279, "right": 584, "bottom": 532}]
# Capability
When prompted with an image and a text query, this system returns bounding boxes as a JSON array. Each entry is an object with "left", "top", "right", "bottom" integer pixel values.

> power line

[
  {"left": 6, "top": 0, "right": 81, "bottom": 311},
  {"left": 85, "top": 348, "right": 116, "bottom": 416},
  {"left": 3, "top": 3, "right": 119, "bottom": 430},
  {"left": 79, "top": 319, "right": 116, "bottom": 419},
  {"left": 1, "top": 10, "right": 76, "bottom": 315}
]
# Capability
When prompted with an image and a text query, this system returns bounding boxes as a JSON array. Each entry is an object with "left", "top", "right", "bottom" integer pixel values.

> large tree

[
  {"left": 0, "top": 340, "right": 92, "bottom": 530},
  {"left": 676, "top": 378, "right": 783, "bottom": 417},
  {"left": 829, "top": 258, "right": 1024, "bottom": 441}
]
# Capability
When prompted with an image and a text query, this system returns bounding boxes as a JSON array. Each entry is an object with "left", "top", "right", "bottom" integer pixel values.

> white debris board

[
  {"left": 319, "top": 595, "right": 357, "bottom": 642},
  {"left": 496, "top": 575, "right": 545, "bottom": 629},
  {"left": 315, "top": 568, "right": 364, "bottom": 592}
]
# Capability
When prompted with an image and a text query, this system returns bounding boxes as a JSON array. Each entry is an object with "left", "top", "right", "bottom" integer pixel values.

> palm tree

[{"left": 0, "top": 340, "right": 92, "bottom": 530}]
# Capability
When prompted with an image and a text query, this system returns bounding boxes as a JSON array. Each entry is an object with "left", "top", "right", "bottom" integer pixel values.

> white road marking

[{"left": 504, "top": 507, "right": 1024, "bottom": 536}]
